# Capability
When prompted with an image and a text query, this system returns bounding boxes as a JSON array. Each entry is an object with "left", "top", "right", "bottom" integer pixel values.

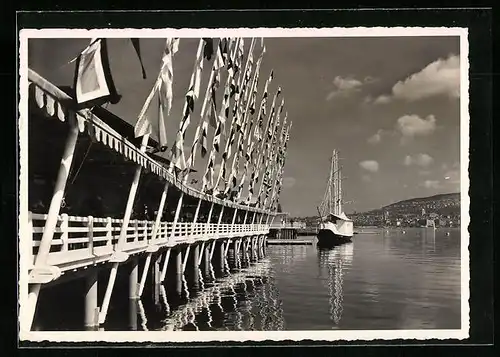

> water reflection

[
  {"left": 129, "top": 255, "right": 283, "bottom": 331},
  {"left": 317, "top": 243, "right": 353, "bottom": 326},
  {"left": 33, "top": 229, "right": 461, "bottom": 331}
]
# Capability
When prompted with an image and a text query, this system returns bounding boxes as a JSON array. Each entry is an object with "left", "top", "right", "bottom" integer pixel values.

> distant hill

[
  {"left": 292, "top": 193, "right": 461, "bottom": 223},
  {"left": 363, "top": 192, "right": 460, "bottom": 217}
]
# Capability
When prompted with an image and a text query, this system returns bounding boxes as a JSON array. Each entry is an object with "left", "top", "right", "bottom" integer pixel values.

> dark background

[{"left": 6, "top": 5, "right": 494, "bottom": 356}]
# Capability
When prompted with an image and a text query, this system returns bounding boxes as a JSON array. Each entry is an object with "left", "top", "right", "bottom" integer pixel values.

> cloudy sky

[{"left": 27, "top": 35, "right": 461, "bottom": 216}]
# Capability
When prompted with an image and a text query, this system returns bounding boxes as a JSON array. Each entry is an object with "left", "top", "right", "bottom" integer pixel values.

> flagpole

[
  {"left": 184, "top": 38, "right": 226, "bottom": 183},
  {"left": 23, "top": 112, "right": 80, "bottom": 331},
  {"left": 253, "top": 86, "right": 280, "bottom": 203},
  {"left": 244, "top": 69, "right": 274, "bottom": 204},
  {"left": 200, "top": 38, "right": 240, "bottom": 191},
  {"left": 99, "top": 130, "right": 149, "bottom": 324},
  {"left": 224, "top": 47, "right": 260, "bottom": 195},
  {"left": 254, "top": 88, "right": 282, "bottom": 209},
  {"left": 102, "top": 38, "right": 180, "bottom": 324},
  {"left": 262, "top": 102, "right": 285, "bottom": 209},
  {"left": 169, "top": 38, "right": 205, "bottom": 175},
  {"left": 165, "top": 38, "right": 206, "bottom": 248},
  {"left": 265, "top": 110, "right": 287, "bottom": 208},
  {"left": 268, "top": 121, "right": 291, "bottom": 211},
  {"left": 228, "top": 46, "right": 265, "bottom": 200},
  {"left": 214, "top": 38, "right": 257, "bottom": 192}
]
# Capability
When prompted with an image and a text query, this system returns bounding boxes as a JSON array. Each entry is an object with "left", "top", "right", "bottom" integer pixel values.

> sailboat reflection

[{"left": 317, "top": 242, "right": 353, "bottom": 326}]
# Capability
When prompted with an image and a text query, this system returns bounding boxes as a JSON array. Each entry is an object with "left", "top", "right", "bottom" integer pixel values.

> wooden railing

[{"left": 27, "top": 211, "right": 269, "bottom": 272}]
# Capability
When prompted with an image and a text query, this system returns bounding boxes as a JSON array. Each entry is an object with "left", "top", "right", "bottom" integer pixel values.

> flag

[
  {"left": 134, "top": 38, "right": 179, "bottom": 143},
  {"left": 202, "top": 150, "right": 216, "bottom": 191},
  {"left": 207, "top": 39, "right": 226, "bottom": 128},
  {"left": 200, "top": 120, "right": 208, "bottom": 158},
  {"left": 202, "top": 38, "right": 239, "bottom": 193},
  {"left": 130, "top": 38, "right": 147, "bottom": 79},
  {"left": 186, "top": 37, "right": 231, "bottom": 171},
  {"left": 74, "top": 38, "right": 121, "bottom": 108},
  {"left": 171, "top": 39, "right": 205, "bottom": 171},
  {"left": 157, "top": 38, "right": 179, "bottom": 149},
  {"left": 203, "top": 38, "right": 214, "bottom": 60}
]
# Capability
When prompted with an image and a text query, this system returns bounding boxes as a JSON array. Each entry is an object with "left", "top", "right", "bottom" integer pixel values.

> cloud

[
  {"left": 423, "top": 180, "right": 441, "bottom": 189},
  {"left": 373, "top": 95, "right": 391, "bottom": 104},
  {"left": 374, "top": 54, "right": 460, "bottom": 104},
  {"left": 404, "top": 153, "right": 434, "bottom": 167},
  {"left": 361, "top": 174, "right": 372, "bottom": 182},
  {"left": 326, "top": 75, "right": 376, "bottom": 101},
  {"left": 282, "top": 177, "right": 296, "bottom": 189},
  {"left": 396, "top": 114, "right": 437, "bottom": 138},
  {"left": 367, "top": 129, "right": 383, "bottom": 144},
  {"left": 359, "top": 160, "right": 379, "bottom": 173}
]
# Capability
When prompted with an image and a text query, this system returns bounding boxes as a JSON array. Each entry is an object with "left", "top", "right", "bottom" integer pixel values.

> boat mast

[
  {"left": 338, "top": 151, "right": 342, "bottom": 214},
  {"left": 329, "top": 150, "right": 335, "bottom": 215}
]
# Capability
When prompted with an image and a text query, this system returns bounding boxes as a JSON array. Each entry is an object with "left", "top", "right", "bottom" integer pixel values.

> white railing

[{"left": 27, "top": 211, "right": 269, "bottom": 271}]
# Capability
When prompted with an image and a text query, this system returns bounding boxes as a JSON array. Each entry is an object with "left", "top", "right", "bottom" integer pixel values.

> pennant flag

[
  {"left": 170, "top": 39, "right": 205, "bottom": 171},
  {"left": 74, "top": 38, "right": 121, "bottom": 108},
  {"left": 186, "top": 37, "right": 228, "bottom": 171},
  {"left": 130, "top": 38, "right": 147, "bottom": 79},
  {"left": 203, "top": 38, "right": 214, "bottom": 60},
  {"left": 207, "top": 40, "right": 226, "bottom": 128},
  {"left": 134, "top": 38, "right": 179, "bottom": 143},
  {"left": 202, "top": 38, "right": 239, "bottom": 193},
  {"left": 156, "top": 38, "right": 179, "bottom": 149},
  {"left": 200, "top": 120, "right": 208, "bottom": 158},
  {"left": 202, "top": 150, "right": 216, "bottom": 191}
]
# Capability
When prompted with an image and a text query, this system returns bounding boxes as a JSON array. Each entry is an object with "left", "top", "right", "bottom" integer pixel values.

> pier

[{"left": 21, "top": 37, "right": 293, "bottom": 332}]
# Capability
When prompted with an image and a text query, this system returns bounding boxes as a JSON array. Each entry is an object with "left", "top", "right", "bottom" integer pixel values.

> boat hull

[{"left": 317, "top": 220, "right": 353, "bottom": 247}]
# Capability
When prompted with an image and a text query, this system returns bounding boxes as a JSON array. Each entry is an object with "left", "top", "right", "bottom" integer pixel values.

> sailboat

[{"left": 316, "top": 150, "right": 354, "bottom": 245}]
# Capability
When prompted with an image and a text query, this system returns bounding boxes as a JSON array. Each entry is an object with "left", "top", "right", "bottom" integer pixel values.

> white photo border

[{"left": 18, "top": 26, "right": 470, "bottom": 343}]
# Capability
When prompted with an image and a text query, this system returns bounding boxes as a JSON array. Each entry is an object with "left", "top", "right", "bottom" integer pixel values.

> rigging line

[
  {"left": 69, "top": 140, "right": 93, "bottom": 186},
  {"left": 68, "top": 105, "right": 103, "bottom": 187}
]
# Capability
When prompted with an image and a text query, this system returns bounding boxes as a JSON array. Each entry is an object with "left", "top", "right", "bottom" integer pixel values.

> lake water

[{"left": 33, "top": 228, "right": 462, "bottom": 331}]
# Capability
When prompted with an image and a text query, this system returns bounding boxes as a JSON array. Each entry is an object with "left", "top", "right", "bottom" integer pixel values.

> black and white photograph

[{"left": 18, "top": 26, "right": 469, "bottom": 342}]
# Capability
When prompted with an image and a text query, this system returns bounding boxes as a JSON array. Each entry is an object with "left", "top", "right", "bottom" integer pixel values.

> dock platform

[{"left": 266, "top": 238, "right": 316, "bottom": 245}]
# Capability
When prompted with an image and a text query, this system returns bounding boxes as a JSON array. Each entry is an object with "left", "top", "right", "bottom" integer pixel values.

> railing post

[
  {"left": 143, "top": 220, "right": 148, "bottom": 242},
  {"left": 23, "top": 115, "right": 79, "bottom": 332},
  {"left": 217, "top": 206, "right": 225, "bottom": 235},
  {"left": 134, "top": 220, "right": 139, "bottom": 242},
  {"left": 87, "top": 216, "right": 94, "bottom": 255},
  {"left": 60, "top": 213, "right": 69, "bottom": 252},
  {"left": 105, "top": 217, "right": 112, "bottom": 246}
]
